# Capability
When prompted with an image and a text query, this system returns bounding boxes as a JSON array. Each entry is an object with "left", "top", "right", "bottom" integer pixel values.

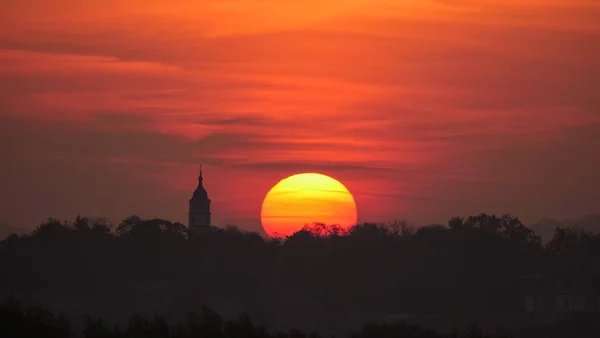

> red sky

[{"left": 1, "top": 0, "right": 599, "bottom": 235}]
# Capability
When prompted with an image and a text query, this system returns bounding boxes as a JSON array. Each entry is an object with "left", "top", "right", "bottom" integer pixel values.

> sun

[{"left": 261, "top": 173, "right": 358, "bottom": 238}]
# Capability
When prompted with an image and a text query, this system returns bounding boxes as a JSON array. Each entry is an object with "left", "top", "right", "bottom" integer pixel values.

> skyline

[{"left": 1, "top": 0, "right": 599, "bottom": 235}]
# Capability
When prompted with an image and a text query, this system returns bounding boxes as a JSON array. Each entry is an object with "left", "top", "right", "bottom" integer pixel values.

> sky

[{"left": 1, "top": 0, "right": 599, "bottom": 236}]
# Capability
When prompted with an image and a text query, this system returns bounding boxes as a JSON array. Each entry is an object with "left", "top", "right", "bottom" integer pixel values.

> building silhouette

[
  {"left": 189, "top": 166, "right": 211, "bottom": 231},
  {"left": 521, "top": 263, "right": 600, "bottom": 319}
]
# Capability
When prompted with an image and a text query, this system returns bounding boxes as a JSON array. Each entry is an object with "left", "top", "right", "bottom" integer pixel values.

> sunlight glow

[{"left": 261, "top": 173, "right": 358, "bottom": 237}]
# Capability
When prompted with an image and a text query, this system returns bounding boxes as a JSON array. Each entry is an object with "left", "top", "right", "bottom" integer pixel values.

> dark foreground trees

[
  {"left": 0, "top": 298, "right": 537, "bottom": 338},
  {"left": 3, "top": 298, "right": 600, "bottom": 338},
  {"left": 0, "top": 298, "right": 70, "bottom": 338},
  {"left": 0, "top": 213, "right": 598, "bottom": 335}
]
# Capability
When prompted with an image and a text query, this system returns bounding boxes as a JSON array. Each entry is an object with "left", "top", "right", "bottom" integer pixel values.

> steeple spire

[
  {"left": 189, "top": 164, "right": 211, "bottom": 230},
  {"left": 192, "top": 165, "right": 207, "bottom": 199}
]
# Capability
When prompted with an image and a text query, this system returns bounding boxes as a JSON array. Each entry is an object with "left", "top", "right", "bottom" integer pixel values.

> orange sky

[{"left": 1, "top": 0, "right": 599, "bottom": 235}]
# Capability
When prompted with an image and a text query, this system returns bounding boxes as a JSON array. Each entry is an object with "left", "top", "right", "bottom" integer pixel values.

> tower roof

[{"left": 191, "top": 165, "right": 209, "bottom": 200}]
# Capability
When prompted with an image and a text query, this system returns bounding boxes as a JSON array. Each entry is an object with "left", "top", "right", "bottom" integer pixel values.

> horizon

[{"left": 2, "top": 211, "right": 600, "bottom": 242}]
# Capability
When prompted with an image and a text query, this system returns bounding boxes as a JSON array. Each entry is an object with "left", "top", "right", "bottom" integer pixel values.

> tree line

[
  {"left": 3, "top": 296, "right": 599, "bottom": 338},
  {"left": 1, "top": 296, "right": 569, "bottom": 338},
  {"left": 0, "top": 214, "right": 599, "bottom": 335}
]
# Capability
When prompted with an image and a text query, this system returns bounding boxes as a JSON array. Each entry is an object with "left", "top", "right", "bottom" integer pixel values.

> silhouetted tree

[
  {"left": 0, "top": 298, "right": 71, "bottom": 338},
  {"left": 1, "top": 213, "right": 598, "bottom": 336}
]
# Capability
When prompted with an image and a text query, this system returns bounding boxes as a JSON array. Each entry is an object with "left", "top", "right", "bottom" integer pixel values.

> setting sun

[{"left": 260, "top": 173, "right": 357, "bottom": 238}]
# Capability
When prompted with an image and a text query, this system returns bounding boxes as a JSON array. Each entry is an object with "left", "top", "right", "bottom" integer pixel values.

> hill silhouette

[{"left": 532, "top": 214, "right": 600, "bottom": 243}]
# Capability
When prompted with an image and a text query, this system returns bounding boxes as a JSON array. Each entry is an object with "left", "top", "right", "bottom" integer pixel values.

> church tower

[{"left": 189, "top": 166, "right": 211, "bottom": 231}]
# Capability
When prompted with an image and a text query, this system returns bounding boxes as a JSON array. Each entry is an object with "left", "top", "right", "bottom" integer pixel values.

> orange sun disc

[{"left": 260, "top": 173, "right": 358, "bottom": 238}]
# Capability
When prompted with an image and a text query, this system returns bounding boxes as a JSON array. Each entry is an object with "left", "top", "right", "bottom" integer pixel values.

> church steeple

[
  {"left": 192, "top": 166, "right": 208, "bottom": 199},
  {"left": 189, "top": 165, "right": 211, "bottom": 231}
]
